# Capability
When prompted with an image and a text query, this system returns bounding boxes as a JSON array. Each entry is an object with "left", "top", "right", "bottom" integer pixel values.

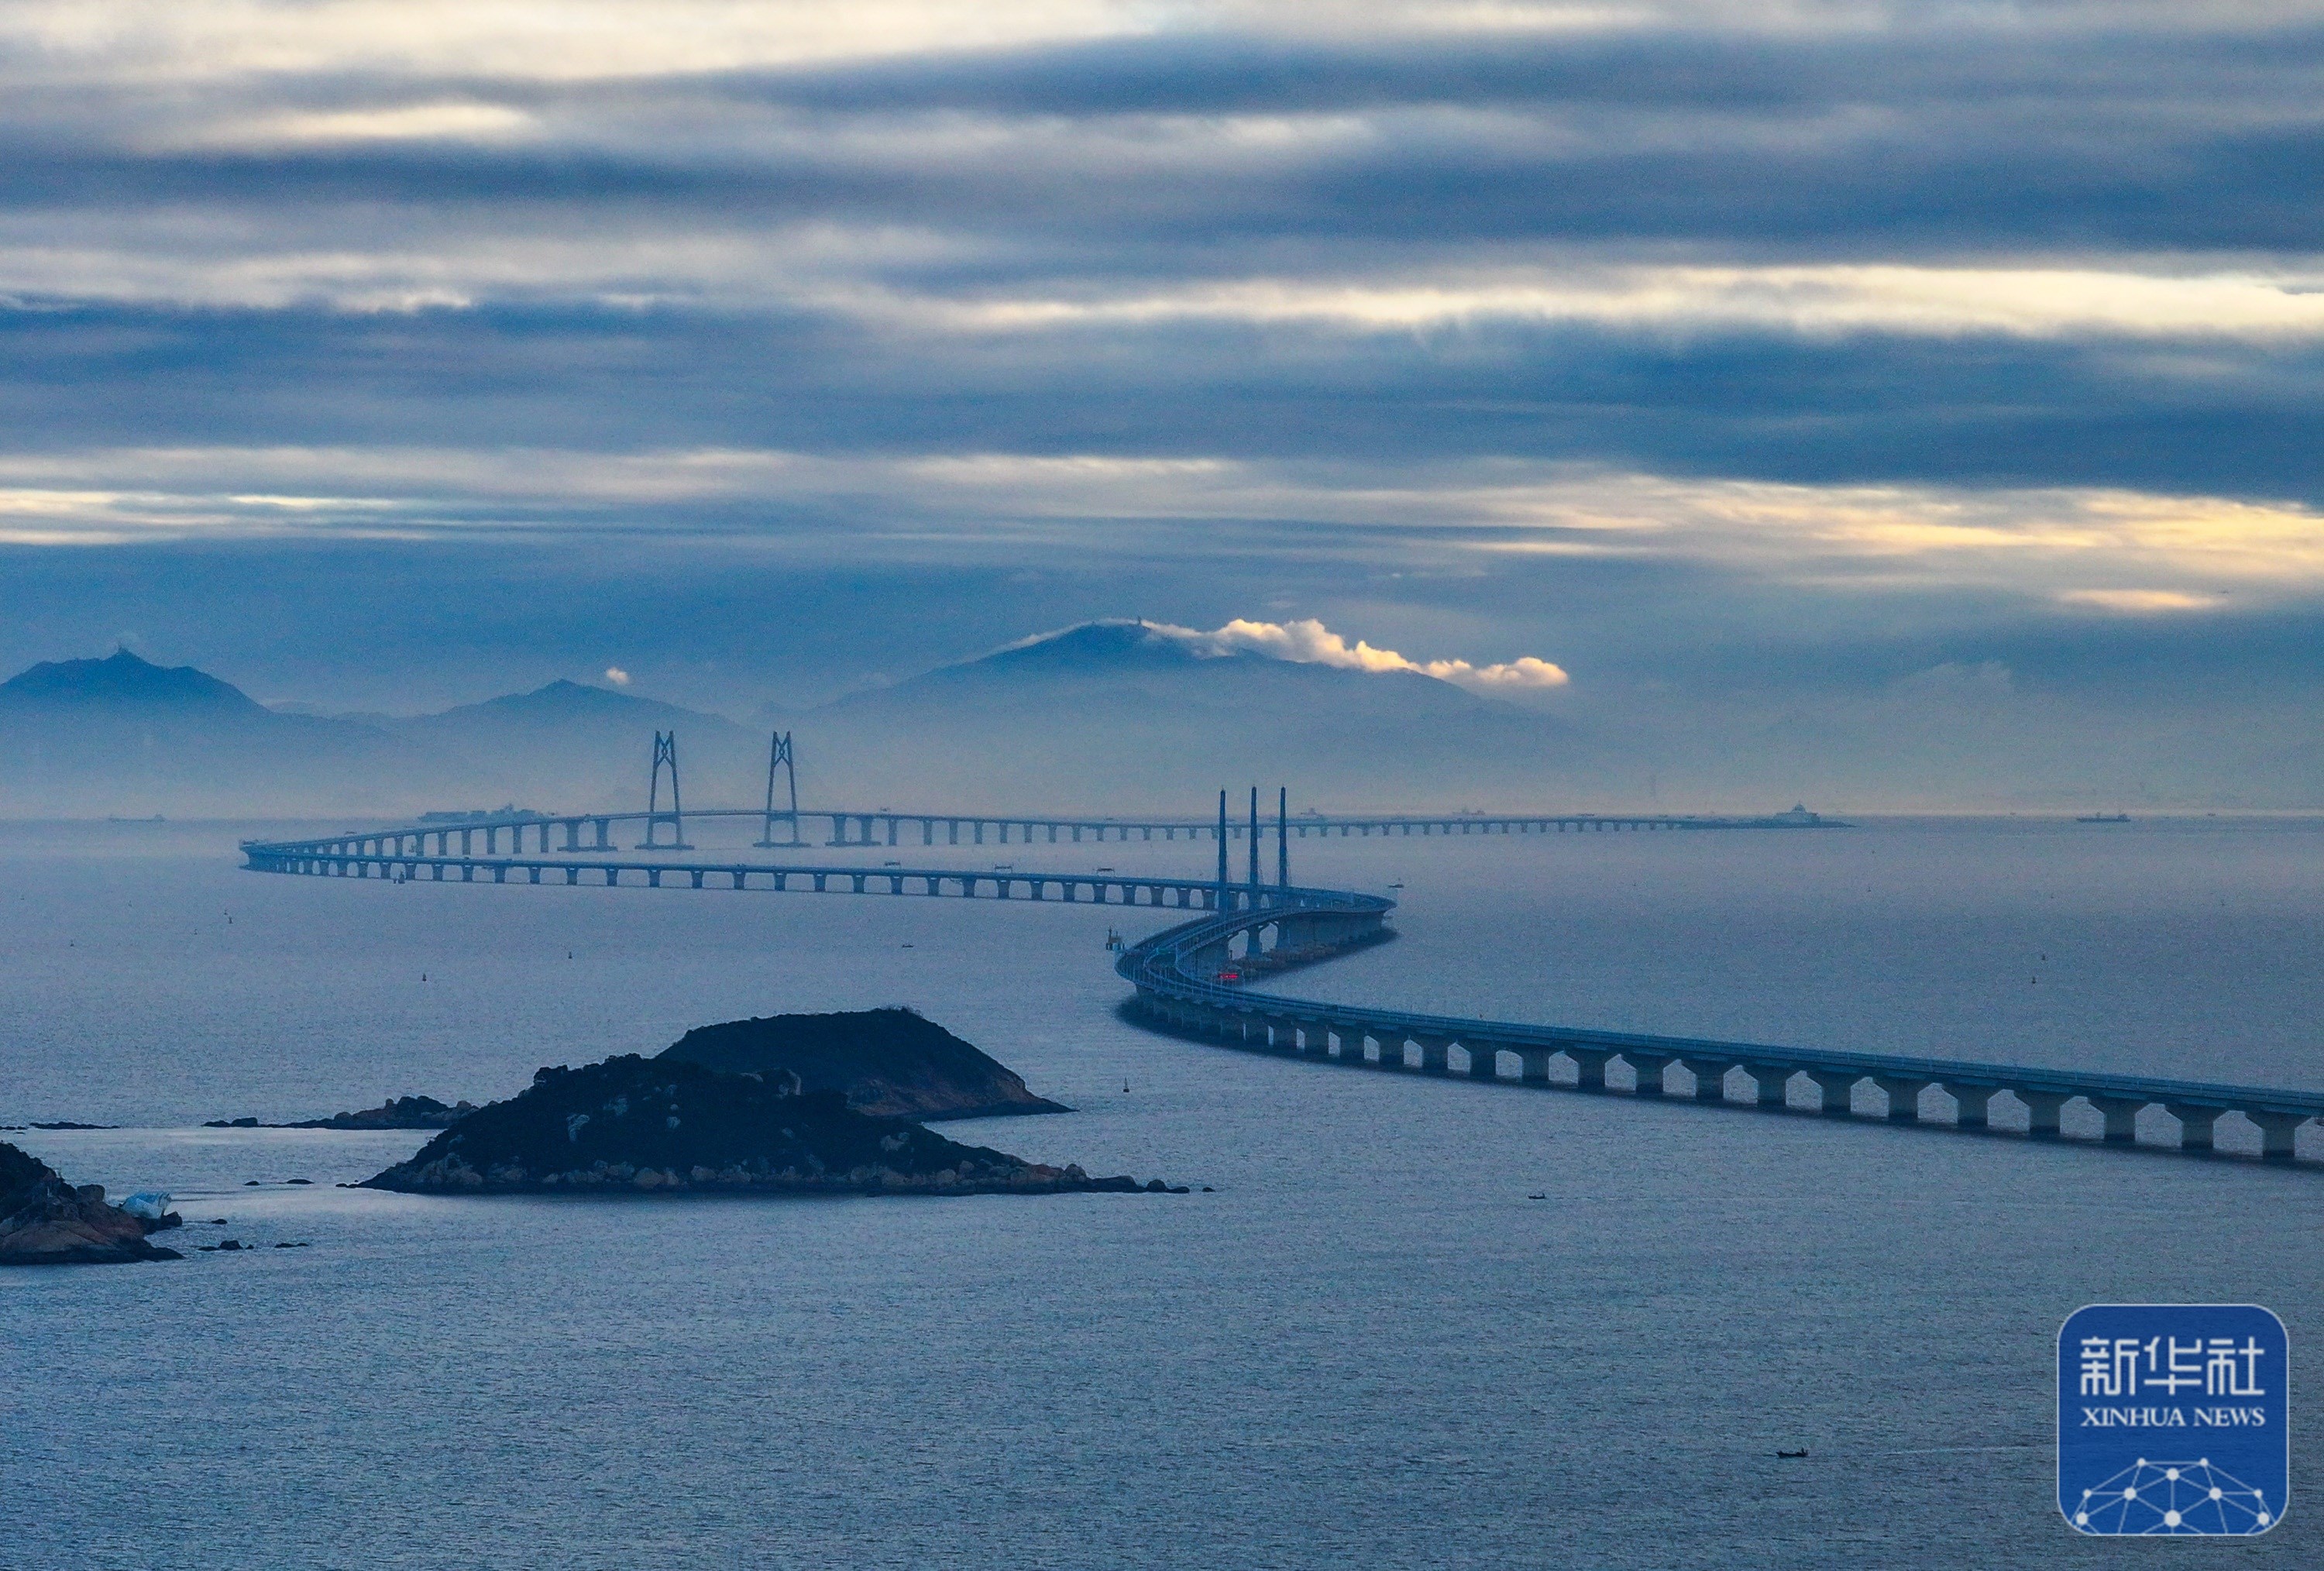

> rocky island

[
  {"left": 1, "top": 1141, "right": 180, "bottom": 1265},
  {"left": 656, "top": 1006, "right": 1069, "bottom": 1121},
  {"left": 362, "top": 1054, "right": 1147, "bottom": 1196}
]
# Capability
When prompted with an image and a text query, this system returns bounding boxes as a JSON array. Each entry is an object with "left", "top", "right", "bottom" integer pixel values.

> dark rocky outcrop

[
  {"left": 0, "top": 1142, "right": 180, "bottom": 1265},
  {"left": 656, "top": 1007, "right": 1069, "bottom": 1122},
  {"left": 360, "top": 1055, "right": 1140, "bottom": 1197},
  {"left": 205, "top": 1095, "right": 477, "bottom": 1131}
]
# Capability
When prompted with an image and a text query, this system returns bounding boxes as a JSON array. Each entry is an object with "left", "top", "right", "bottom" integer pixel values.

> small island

[
  {"left": 656, "top": 1006, "right": 1069, "bottom": 1121},
  {"left": 1, "top": 1141, "right": 180, "bottom": 1265},
  {"left": 205, "top": 1095, "right": 479, "bottom": 1130},
  {"left": 361, "top": 1054, "right": 1149, "bottom": 1196}
]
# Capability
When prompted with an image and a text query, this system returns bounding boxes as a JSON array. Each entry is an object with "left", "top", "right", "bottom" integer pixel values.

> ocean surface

[{"left": 2, "top": 814, "right": 2319, "bottom": 1569}]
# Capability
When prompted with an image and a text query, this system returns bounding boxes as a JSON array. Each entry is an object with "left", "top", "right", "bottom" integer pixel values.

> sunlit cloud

[
  {"left": 1156, "top": 616, "right": 1571, "bottom": 690},
  {"left": 2055, "top": 589, "right": 2219, "bottom": 614},
  {"left": 180, "top": 102, "right": 538, "bottom": 148},
  {"left": 875, "top": 266, "right": 2324, "bottom": 345}
]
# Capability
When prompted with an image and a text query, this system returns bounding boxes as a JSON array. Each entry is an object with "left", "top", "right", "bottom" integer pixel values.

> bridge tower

[
  {"left": 638, "top": 730, "right": 694, "bottom": 850},
  {"left": 1216, "top": 789, "right": 1229, "bottom": 892},
  {"left": 1247, "top": 786, "right": 1260, "bottom": 886},
  {"left": 755, "top": 730, "right": 801, "bottom": 847},
  {"left": 1277, "top": 786, "right": 1289, "bottom": 887}
]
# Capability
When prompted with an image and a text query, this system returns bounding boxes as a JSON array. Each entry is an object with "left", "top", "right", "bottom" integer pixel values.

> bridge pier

[
  {"left": 1683, "top": 1057, "right": 1737, "bottom": 1102},
  {"left": 1623, "top": 1051, "right": 1673, "bottom": 1096},
  {"left": 2166, "top": 1102, "right": 2224, "bottom": 1151},
  {"left": 2087, "top": 1095, "right": 2146, "bottom": 1144},
  {"left": 1518, "top": 1048, "right": 1556, "bottom": 1086},
  {"left": 2251, "top": 1112, "right": 2309, "bottom": 1161},
  {"left": 1874, "top": 1077, "right": 1934, "bottom": 1123},
  {"left": 1804, "top": 1071, "right": 1858, "bottom": 1116},
  {"left": 2016, "top": 1089, "right": 2070, "bottom": 1139},
  {"left": 1372, "top": 1032, "right": 1409, "bottom": 1070},
  {"left": 1465, "top": 1043, "right": 1503, "bottom": 1080},
  {"left": 1416, "top": 1036, "right": 1453, "bottom": 1075},
  {"left": 1566, "top": 1049, "right": 1614, "bottom": 1091},
  {"left": 1948, "top": 1085, "right": 1999, "bottom": 1129}
]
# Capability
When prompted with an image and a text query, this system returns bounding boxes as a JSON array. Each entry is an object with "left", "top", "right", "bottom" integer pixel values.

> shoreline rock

[
  {"left": 360, "top": 1055, "right": 1149, "bottom": 1198},
  {"left": 204, "top": 1095, "right": 478, "bottom": 1131},
  {"left": 1, "top": 1141, "right": 180, "bottom": 1265}
]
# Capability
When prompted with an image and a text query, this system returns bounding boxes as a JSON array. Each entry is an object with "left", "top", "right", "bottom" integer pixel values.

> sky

[{"left": 1, "top": 2, "right": 2319, "bottom": 803}]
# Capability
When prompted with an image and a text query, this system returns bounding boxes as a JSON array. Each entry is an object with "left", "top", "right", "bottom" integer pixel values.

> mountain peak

[
  {"left": 975, "top": 620, "right": 1226, "bottom": 674},
  {"left": 0, "top": 648, "right": 269, "bottom": 713}
]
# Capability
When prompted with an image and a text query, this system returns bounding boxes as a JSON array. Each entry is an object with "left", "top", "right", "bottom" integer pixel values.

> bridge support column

[
  {"left": 1623, "top": 1052, "right": 1673, "bottom": 1096},
  {"left": 2087, "top": 1095, "right": 2146, "bottom": 1144},
  {"left": 1683, "top": 1059, "right": 1737, "bottom": 1102},
  {"left": 1465, "top": 1043, "right": 1503, "bottom": 1081},
  {"left": 1804, "top": 1071, "right": 1858, "bottom": 1116},
  {"left": 1748, "top": 1065, "right": 1793, "bottom": 1108},
  {"left": 1518, "top": 1049, "right": 1555, "bottom": 1086},
  {"left": 2016, "top": 1089, "right": 2069, "bottom": 1139},
  {"left": 1874, "top": 1078, "right": 1934, "bottom": 1123},
  {"left": 1416, "top": 1036, "right": 1452, "bottom": 1075},
  {"left": 2165, "top": 1103, "right": 2224, "bottom": 1152},
  {"left": 2250, "top": 1111, "right": 2309, "bottom": 1161},
  {"left": 1948, "top": 1085, "right": 1998, "bottom": 1129},
  {"left": 1566, "top": 1050, "right": 1614, "bottom": 1091},
  {"left": 1372, "top": 1033, "right": 1408, "bottom": 1070}
]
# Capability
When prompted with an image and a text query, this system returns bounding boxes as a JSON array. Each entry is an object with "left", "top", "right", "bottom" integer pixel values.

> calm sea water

[{"left": 2, "top": 816, "right": 2319, "bottom": 1569}]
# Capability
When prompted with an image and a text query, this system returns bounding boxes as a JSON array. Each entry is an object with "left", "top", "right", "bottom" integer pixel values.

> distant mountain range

[
  {"left": 0, "top": 625, "right": 1607, "bottom": 817},
  {"left": 0, "top": 651, "right": 751, "bottom": 817}
]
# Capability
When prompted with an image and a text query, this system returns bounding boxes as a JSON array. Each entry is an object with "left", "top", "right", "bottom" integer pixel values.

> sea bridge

[
  {"left": 242, "top": 795, "right": 2319, "bottom": 1167},
  {"left": 300, "top": 803, "right": 1834, "bottom": 861}
]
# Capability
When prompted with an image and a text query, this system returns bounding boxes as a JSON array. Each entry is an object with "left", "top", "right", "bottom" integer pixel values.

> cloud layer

[{"left": 0, "top": 2, "right": 2319, "bottom": 801}]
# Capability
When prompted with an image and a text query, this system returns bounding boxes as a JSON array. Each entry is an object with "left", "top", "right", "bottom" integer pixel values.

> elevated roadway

[{"left": 241, "top": 812, "right": 2317, "bottom": 1165}]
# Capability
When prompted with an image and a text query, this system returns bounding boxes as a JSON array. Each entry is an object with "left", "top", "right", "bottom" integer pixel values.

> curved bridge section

[
  {"left": 243, "top": 819, "right": 2319, "bottom": 1164},
  {"left": 1112, "top": 902, "right": 2324, "bottom": 1164}
]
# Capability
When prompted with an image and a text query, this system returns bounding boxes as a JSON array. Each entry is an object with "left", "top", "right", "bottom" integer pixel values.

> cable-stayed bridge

[{"left": 239, "top": 772, "right": 2315, "bottom": 1166}]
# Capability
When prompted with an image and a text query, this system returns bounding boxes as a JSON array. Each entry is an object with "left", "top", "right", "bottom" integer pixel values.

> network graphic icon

[{"left": 2069, "top": 1458, "right": 2274, "bottom": 1535}]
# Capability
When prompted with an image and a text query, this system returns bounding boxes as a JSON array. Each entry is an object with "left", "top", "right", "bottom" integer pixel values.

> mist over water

[{"left": 4, "top": 816, "right": 2319, "bottom": 1568}]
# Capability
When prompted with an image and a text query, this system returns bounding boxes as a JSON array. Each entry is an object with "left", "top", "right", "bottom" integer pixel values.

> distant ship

[{"left": 2075, "top": 812, "right": 2132, "bottom": 823}]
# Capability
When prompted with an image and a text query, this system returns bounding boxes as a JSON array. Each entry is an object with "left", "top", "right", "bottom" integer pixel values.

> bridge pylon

[
  {"left": 638, "top": 730, "right": 694, "bottom": 850},
  {"left": 755, "top": 730, "right": 802, "bottom": 847},
  {"left": 1215, "top": 789, "right": 1229, "bottom": 895},
  {"left": 1277, "top": 785, "right": 1289, "bottom": 887}
]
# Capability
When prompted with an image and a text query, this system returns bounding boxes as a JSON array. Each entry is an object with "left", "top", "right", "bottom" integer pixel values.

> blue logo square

[{"left": 2058, "top": 1304, "right": 2288, "bottom": 1535}]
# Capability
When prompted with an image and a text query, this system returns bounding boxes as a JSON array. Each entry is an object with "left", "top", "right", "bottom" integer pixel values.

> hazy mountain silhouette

[
  {"left": 381, "top": 679, "right": 760, "bottom": 808},
  {"left": 0, "top": 629, "right": 1622, "bottom": 818},
  {"left": 799, "top": 620, "right": 1612, "bottom": 810},
  {"left": 0, "top": 650, "right": 422, "bottom": 816}
]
